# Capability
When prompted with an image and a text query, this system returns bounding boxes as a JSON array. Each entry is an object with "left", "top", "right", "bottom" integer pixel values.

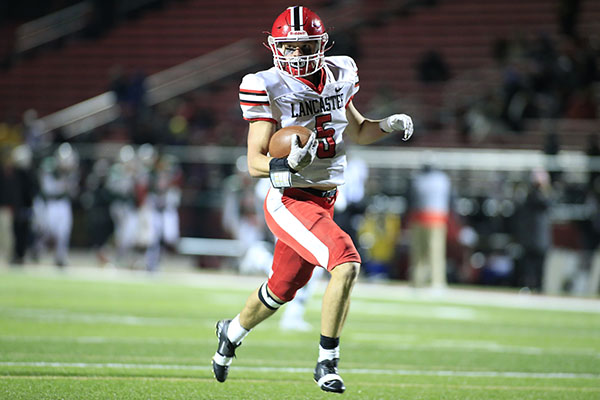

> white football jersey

[{"left": 239, "top": 56, "right": 360, "bottom": 187}]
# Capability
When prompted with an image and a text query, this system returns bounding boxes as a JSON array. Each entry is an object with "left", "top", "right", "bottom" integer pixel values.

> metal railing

[
  {"left": 13, "top": 0, "right": 170, "bottom": 55},
  {"left": 14, "top": 1, "right": 93, "bottom": 54},
  {"left": 72, "top": 141, "right": 599, "bottom": 174},
  {"left": 40, "top": 39, "right": 261, "bottom": 138}
]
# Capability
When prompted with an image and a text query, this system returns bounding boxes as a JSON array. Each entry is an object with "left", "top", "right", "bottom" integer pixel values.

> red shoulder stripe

[
  {"left": 243, "top": 117, "right": 277, "bottom": 124},
  {"left": 240, "top": 101, "right": 270, "bottom": 106},
  {"left": 240, "top": 89, "right": 267, "bottom": 94}
]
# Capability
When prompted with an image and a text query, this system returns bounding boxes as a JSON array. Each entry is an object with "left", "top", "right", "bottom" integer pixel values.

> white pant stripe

[{"left": 266, "top": 188, "right": 330, "bottom": 268}]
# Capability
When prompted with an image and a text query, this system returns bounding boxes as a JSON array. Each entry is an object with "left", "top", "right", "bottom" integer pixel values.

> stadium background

[{"left": 1, "top": 0, "right": 599, "bottom": 295}]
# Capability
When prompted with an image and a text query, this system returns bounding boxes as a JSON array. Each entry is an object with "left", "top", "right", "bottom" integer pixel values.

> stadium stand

[
  {"left": 0, "top": 0, "right": 363, "bottom": 119},
  {"left": 354, "top": 0, "right": 600, "bottom": 150},
  {"left": 2, "top": 0, "right": 598, "bottom": 151}
]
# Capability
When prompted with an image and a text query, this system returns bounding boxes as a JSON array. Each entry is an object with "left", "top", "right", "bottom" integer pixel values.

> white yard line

[
  {"left": 0, "top": 307, "right": 192, "bottom": 326},
  {"left": 2, "top": 335, "right": 598, "bottom": 358},
  {"left": 0, "top": 335, "right": 209, "bottom": 345},
  {"left": 3, "top": 265, "right": 599, "bottom": 313},
  {"left": 346, "top": 335, "right": 600, "bottom": 357},
  {"left": 0, "top": 361, "right": 598, "bottom": 380}
]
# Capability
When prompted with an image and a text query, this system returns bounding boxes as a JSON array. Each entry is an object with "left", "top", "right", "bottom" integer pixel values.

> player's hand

[
  {"left": 287, "top": 131, "right": 318, "bottom": 172},
  {"left": 379, "top": 114, "right": 414, "bottom": 141}
]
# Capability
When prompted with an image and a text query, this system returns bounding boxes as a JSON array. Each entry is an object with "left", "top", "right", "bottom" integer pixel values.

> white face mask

[
  {"left": 278, "top": 42, "right": 317, "bottom": 70},
  {"left": 268, "top": 34, "right": 328, "bottom": 77}
]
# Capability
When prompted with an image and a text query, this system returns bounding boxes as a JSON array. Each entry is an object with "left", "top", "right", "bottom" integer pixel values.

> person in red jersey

[{"left": 212, "top": 5, "right": 413, "bottom": 393}]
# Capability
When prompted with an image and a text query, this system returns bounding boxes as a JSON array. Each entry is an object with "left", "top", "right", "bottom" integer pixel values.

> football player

[
  {"left": 39, "top": 143, "right": 79, "bottom": 267},
  {"left": 212, "top": 5, "right": 413, "bottom": 393}
]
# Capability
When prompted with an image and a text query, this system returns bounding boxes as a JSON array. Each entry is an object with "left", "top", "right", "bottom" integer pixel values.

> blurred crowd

[
  {"left": 457, "top": 30, "right": 598, "bottom": 143},
  {"left": 1, "top": 110, "right": 599, "bottom": 296},
  {"left": 0, "top": 141, "right": 182, "bottom": 271}
]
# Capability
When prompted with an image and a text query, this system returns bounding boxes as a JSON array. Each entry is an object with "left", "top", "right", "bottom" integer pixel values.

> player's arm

[
  {"left": 344, "top": 101, "right": 413, "bottom": 144},
  {"left": 246, "top": 120, "right": 276, "bottom": 177},
  {"left": 247, "top": 120, "right": 318, "bottom": 188}
]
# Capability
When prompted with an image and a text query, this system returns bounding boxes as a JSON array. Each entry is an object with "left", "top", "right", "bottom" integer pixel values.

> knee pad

[{"left": 258, "top": 282, "right": 285, "bottom": 310}]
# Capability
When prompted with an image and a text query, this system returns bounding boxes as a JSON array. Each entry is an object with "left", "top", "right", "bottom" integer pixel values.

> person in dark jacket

[
  {"left": 7, "top": 145, "right": 37, "bottom": 265},
  {"left": 518, "top": 169, "right": 553, "bottom": 291}
]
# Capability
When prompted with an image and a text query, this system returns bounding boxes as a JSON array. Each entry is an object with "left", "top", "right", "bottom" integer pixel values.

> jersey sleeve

[
  {"left": 347, "top": 56, "right": 360, "bottom": 100},
  {"left": 239, "top": 73, "right": 276, "bottom": 123},
  {"left": 328, "top": 55, "right": 360, "bottom": 106}
]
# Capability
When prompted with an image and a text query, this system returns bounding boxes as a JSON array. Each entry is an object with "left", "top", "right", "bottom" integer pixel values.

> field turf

[{"left": 0, "top": 266, "right": 599, "bottom": 399}]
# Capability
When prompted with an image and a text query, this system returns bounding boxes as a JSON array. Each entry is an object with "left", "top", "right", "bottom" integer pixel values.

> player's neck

[
  {"left": 304, "top": 71, "right": 320, "bottom": 86},
  {"left": 297, "top": 69, "right": 325, "bottom": 93}
]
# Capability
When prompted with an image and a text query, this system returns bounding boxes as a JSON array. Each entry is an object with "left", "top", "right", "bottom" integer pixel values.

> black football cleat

[
  {"left": 314, "top": 358, "right": 345, "bottom": 393},
  {"left": 211, "top": 319, "right": 239, "bottom": 382}
]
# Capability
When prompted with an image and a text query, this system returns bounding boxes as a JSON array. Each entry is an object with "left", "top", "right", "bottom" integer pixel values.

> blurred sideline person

[
  {"left": 134, "top": 144, "right": 158, "bottom": 257},
  {"left": 575, "top": 181, "right": 600, "bottom": 295},
  {"left": 407, "top": 158, "right": 451, "bottom": 288},
  {"left": 81, "top": 158, "right": 114, "bottom": 266},
  {"left": 516, "top": 169, "right": 553, "bottom": 292},
  {"left": 222, "top": 156, "right": 273, "bottom": 276},
  {"left": 277, "top": 265, "right": 325, "bottom": 331},
  {"left": 8, "top": 145, "right": 37, "bottom": 265},
  {"left": 357, "top": 201, "right": 402, "bottom": 280},
  {"left": 0, "top": 148, "right": 13, "bottom": 265},
  {"left": 38, "top": 143, "right": 79, "bottom": 267},
  {"left": 145, "top": 153, "right": 182, "bottom": 271},
  {"left": 212, "top": 6, "right": 414, "bottom": 393},
  {"left": 573, "top": 139, "right": 600, "bottom": 295},
  {"left": 105, "top": 144, "right": 181, "bottom": 271},
  {"left": 106, "top": 145, "right": 139, "bottom": 267},
  {"left": 334, "top": 157, "right": 369, "bottom": 252}
]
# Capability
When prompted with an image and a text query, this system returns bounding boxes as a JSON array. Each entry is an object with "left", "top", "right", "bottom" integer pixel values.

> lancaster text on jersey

[{"left": 290, "top": 94, "right": 344, "bottom": 118}]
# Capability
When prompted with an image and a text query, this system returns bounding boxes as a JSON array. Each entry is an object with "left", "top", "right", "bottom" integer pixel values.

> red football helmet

[{"left": 267, "top": 6, "right": 329, "bottom": 77}]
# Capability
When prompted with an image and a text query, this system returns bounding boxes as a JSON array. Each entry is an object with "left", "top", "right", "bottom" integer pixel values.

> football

[{"left": 268, "top": 125, "right": 312, "bottom": 158}]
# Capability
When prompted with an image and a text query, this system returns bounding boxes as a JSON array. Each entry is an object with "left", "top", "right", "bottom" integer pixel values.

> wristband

[
  {"left": 378, "top": 118, "right": 393, "bottom": 133},
  {"left": 269, "top": 157, "right": 295, "bottom": 188}
]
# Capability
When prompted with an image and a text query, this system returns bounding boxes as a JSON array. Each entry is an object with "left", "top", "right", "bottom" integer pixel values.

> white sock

[
  {"left": 318, "top": 345, "right": 340, "bottom": 362},
  {"left": 227, "top": 314, "right": 250, "bottom": 345}
]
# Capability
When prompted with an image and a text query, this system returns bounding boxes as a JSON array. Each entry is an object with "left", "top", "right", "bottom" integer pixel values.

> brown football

[{"left": 268, "top": 125, "right": 312, "bottom": 158}]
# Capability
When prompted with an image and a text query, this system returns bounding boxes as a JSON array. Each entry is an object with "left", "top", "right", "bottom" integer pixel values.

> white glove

[
  {"left": 379, "top": 114, "right": 414, "bottom": 141},
  {"left": 287, "top": 132, "right": 318, "bottom": 171}
]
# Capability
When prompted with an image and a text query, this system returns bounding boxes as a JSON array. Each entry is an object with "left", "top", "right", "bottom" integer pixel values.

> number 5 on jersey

[{"left": 315, "top": 114, "right": 336, "bottom": 158}]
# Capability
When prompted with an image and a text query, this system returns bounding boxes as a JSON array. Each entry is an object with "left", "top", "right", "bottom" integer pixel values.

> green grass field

[{"left": 0, "top": 266, "right": 599, "bottom": 399}]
